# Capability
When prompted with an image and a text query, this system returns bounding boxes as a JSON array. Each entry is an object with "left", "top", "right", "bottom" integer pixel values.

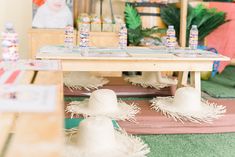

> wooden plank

[
  {"left": 36, "top": 53, "right": 230, "bottom": 61},
  {"left": 29, "top": 29, "right": 77, "bottom": 59},
  {"left": 91, "top": 71, "right": 122, "bottom": 77},
  {"left": 194, "top": 71, "right": 201, "bottom": 93},
  {"left": 190, "top": 71, "right": 195, "bottom": 87},
  {"left": 177, "top": 71, "right": 189, "bottom": 88},
  {"left": 15, "top": 71, "right": 35, "bottom": 84},
  {"left": 60, "top": 59, "right": 214, "bottom": 72},
  {"left": 5, "top": 71, "right": 64, "bottom": 157},
  {"left": 118, "top": 100, "right": 235, "bottom": 134},
  {"left": 190, "top": 71, "right": 201, "bottom": 92},
  {"left": 0, "top": 71, "right": 35, "bottom": 156},
  {"left": 0, "top": 114, "right": 16, "bottom": 156},
  {"left": 179, "top": 0, "right": 188, "bottom": 47}
]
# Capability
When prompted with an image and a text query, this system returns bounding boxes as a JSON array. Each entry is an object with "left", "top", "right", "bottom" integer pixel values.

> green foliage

[
  {"left": 160, "top": 5, "right": 181, "bottom": 38},
  {"left": 127, "top": 26, "right": 143, "bottom": 46},
  {"left": 160, "top": 4, "right": 229, "bottom": 46},
  {"left": 124, "top": 4, "right": 166, "bottom": 46},
  {"left": 124, "top": 4, "right": 142, "bottom": 30}
]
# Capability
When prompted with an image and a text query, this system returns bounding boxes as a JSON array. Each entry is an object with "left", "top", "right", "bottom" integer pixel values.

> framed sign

[{"left": 32, "top": 0, "right": 74, "bottom": 28}]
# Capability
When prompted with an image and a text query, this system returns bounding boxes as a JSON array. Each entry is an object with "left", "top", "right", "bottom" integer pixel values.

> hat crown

[
  {"left": 88, "top": 89, "right": 119, "bottom": 113},
  {"left": 142, "top": 72, "right": 158, "bottom": 82},
  {"left": 173, "top": 87, "right": 201, "bottom": 112},
  {"left": 77, "top": 117, "right": 116, "bottom": 152}
]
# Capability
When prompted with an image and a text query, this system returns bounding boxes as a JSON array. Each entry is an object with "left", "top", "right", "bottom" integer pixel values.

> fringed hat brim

[
  {"left": 125, "top": 76, "right": 176, "bottom": 90},
  {"left": 64, "top": 72, "right": 109, "bottom": 91},
  {"left": 150, "top": 97, "right": 226, "bottom": 123},
  {"left": 66, "top": 99, "right": 140, "bottom": 122},
  {"left": 63, "top": 129, "right": 150, "bottom": 157}
]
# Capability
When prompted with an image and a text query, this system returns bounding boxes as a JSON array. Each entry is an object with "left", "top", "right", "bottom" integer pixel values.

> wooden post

[
  {"left": 178, "top": 0, "right": 189, "bottom": 90},
  {"left": 179, "top": 0, "right": 188, "bottom": 48}
]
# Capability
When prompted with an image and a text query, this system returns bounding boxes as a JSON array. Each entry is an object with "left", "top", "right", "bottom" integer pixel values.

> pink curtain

[{"left": 205, "top": 2, "right": 235, "bottom": 72}]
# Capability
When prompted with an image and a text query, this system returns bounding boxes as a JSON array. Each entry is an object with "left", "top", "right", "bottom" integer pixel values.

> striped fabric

[{"left": 0, "top": 68, "right": 23, "bottom": 84}]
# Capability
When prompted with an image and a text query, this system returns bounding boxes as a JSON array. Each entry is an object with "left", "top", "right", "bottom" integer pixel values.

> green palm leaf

[
  {"left": 124, "top": 4, "right": 142, "bottom": 30},
  {"left": 161, "top": 4, "right": 228, "bottom": 46}
]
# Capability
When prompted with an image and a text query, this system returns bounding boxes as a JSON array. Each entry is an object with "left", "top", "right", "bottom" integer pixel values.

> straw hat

[
  {"left": 125, "top": 72, "right": 177, "bottom": 89},
  {"left": 150, "top": 87, "right": 226, "bottom": 123},
  {"left": 64, "top": 117, "right": 150, "bottom": 157},
  {"left": 64, "top": 72, "right": 109, "bottom": 91},
  {"left": 66, "top": 89, "right": 140, "bottom": 122}
]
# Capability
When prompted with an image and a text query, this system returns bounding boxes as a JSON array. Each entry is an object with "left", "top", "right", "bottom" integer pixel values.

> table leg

[
  {"left": 190, "top": 71, "right": 201, "bottom": 95},
  {"left": 177, "top": 71, "right": 189, "bottom": 89}
]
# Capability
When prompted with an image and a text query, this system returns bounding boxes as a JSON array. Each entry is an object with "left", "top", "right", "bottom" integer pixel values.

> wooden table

[
  {"left": 36, "top": 50, "right": 230, "bottom": 93},
  {"left": 0, "top": 71, "right": 64, "bottom": 157}
]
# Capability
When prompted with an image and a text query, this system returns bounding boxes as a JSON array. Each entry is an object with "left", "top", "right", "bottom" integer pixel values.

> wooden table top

[{"left": 36, "top": 47, "right": 230, "bottom": 61}]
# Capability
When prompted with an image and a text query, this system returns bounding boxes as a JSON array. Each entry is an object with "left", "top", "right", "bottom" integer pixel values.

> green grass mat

[
  {"left": 202, "top": 80, "right": 235, "bottom": 98},
  {"left": 65, "top": 118, "right": 120, "bottom": 129},
  {"left": 202, "top": 65, "right": 235, "bottom": 98},
  {"left": 140, "top": 133, "right": 235, "bottom": 157}
]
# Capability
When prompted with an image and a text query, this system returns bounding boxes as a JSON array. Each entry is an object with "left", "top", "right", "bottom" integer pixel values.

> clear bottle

[
  {"left": 119, "top": 24, "right": 127, "bottom": 49},
  {"left": 1, "top": 23, "right": 19, "bottom": 61},
  {"left": 64, "top": 25, "right": 74, "bottom": 50},
  {"left": 79, "top": 24, "right": 90, "bottom": 56},
  {"left": 189, "top": 25, "right": 198, "bottom": 50},
  {"left": 166, "top": 25, "right": 176, "bottom": 52}
]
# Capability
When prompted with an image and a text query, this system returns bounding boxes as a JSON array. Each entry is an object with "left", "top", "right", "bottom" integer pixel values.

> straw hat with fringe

[
  {"left": 64, "top": 72, "right": 109, "bottom": 91},
  {"left": 66, "top": 89, "right": 140, "bottom": 122},
  {"left": 64, "top": 117, "right": 150, "bottom": 157},
  {"left": 125, "top": 72, "right": 177, "bottom": 89},
  {"left": 150, "top": 87, "right": 226, "bottom": 123}
]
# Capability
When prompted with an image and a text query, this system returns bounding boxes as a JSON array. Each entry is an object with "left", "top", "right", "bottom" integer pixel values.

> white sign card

[{"left": 0, "top": 85, "right": 57, "bottom": 113}]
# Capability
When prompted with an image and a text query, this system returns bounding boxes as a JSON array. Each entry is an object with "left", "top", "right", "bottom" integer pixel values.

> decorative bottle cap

[
  {"left": 168, "top": 25, "right": 174, "bottom": 29},
  {"left": 1, "top": 40, "right": 11, "bottom": 47},
  {"left": 192, "top": 25, "right": 197, "bottom": 28},
  {"left": 4, "top": 22, "right": 14, "bottom": 30}
]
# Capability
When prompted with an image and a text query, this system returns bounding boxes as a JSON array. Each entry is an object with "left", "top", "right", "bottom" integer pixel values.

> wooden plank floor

[
  {"left": 65, "top": 99, "right": 235, "bottom": 134},
  {"left": 4, "top": 71, "right": 64, "bottom": 157},
  {"left": 118, "top": 100, "right": 235, "bottom": 134},
  {"left": 0, "top": 71, "right": 35, "bottom": 156}
]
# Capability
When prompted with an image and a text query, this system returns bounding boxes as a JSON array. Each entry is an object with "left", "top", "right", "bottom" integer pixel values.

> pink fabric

[
  {"left": 0, "top": 70, "right": 22, "bottom": 84},
  {"left": 4, "top": 70, "right": 21, "bottom": 84},
  {"left": 206, "top": 2, "right": 235, "bottom": 72},
  {"left": 0, "top": 68, "right": 4, "bottom": 77}
]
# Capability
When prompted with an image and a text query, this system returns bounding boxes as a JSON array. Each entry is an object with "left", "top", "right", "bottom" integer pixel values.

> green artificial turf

[
  {"left": 140, "top": 133, "right": 235, "bottom": 157},
  {"left": 202, "top": 65, "right": 235, "bottom": 98},
  {"left": 65, "top": 118, "right": 120, "bottom": 129},
  {"left": 202, "top": 80, "right": 235, "bottom": 98}
]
